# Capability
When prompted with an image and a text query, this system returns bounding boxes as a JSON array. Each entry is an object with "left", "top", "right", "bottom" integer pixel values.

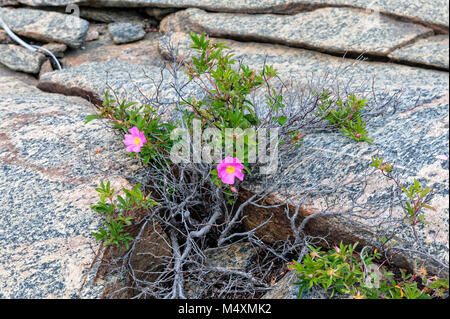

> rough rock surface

[
  {"left": 159, "top": 32, "right": 448, "bottom": 90},
  {"left": 0, "top": 73, "right": 132, "bottom": 298},
  {"left": 108, "top": 22, "right": 145, "bottom": 44},
  {"left": 0, "top": 7, "right": 89, "bottom": 48},
  {"left": 0, "top": 0, "right": 19, "bottom": 5},
  {"left": 388, "top": 35, "right": 449, "bottom": 70},
  {"left": 41, "top": 43, "right": 68, "bottom": 58},
  {"left": 62, "top": 32, "right": 164, "bottom": 68},
  {"left": 79, "top": 7, "right": 145, "bottom": 23},
  {"left": 185, "top": 242, "right": 258, "bottom": 298},
  {"left": 0, "top": 30, "right": 13, "bottom": 44},
  {"left": 38, "top": 58, "right": 196, "bottom": 108},
  {"left": 16, "top": 0, "right": 449, "bottom": 30},
  {"left": 204, "top": 242, "right": 258, "bottom": 270},
  {"left": 145, "top": 7, "right": 177, "bottom": 20},
  {"left": 0, "top": 44, "right": 45, "bottom": 74},
  {"left": 160, "top": 8, "right": 433, "bottom": 56}
]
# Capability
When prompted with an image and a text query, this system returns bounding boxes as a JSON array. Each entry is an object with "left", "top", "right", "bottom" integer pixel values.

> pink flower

[
  {"left": 123, "top": 126, "right": 147, "bottom": 153},
  {"left": 356, "top": 133, "right": 362, "bottom": 138},
  {"left": 231, "top": 187, "right": 238, "bottom": 193},
  {"left": 217, "top": 157, "right": 244, "bottom": 185}
]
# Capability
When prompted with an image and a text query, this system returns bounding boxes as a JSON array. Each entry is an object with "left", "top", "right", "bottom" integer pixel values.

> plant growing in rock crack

[
  {"left": 370, "top": 156, "right": 433, "bottom": 226},
  {"left": 289, "top": 242, "right": 447, "bottom": 299},
  {"left": 82, "top": 32, "right": 447, "bottom": 299},
  {"left": 91, "top": 181, "right": 159, "bottom": 249},
  {"left": 315, "top": 89, "right": 373, "bottom": 143}
]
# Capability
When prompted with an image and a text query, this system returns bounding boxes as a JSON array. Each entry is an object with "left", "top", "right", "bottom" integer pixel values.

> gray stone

[
  {"left": 16, "top": 0, "right": 449, "bottom": 30},
  {"left": 0, "top": 0, "right": 19, "bottom": 5},
  {"left": 0, "top": 7, "right": 89, "bottom": 48},
  {"left": 0, "top": 44, "right": 45, "bottom": 74},
  {"left": 40, "top": 42, "right": 68, "bottom": 58},
  {"left": 61, "top": 32, "right": 164, "bottom": 68},
  {"left": 38, "top": 58, "right": 194, "bottom": 108},
  {"left": 388, "top": 35, "right": 449, "bottom": 70},
  {"left": 204, "top": 242, "right": 258, "bottom": 270},
  {"left": 0, "top": 30, "right": 13, "bottom": 44},
  {"left": 145, "top": 7, "right": 177, "bottom": 20},
  {"left": 38, "top": 58, "right": 53, "bottom": 77},
  {"left": 0, "top": 73, "right": 132, "bottom": 298},
  {"left": 108, "top": 22, "right": 145, "bottom": 44},
  {"left": 159, "top": 32, "right": 448, "bottom": 90},
  {"left": 185, "top": 242, "right": 258, "bottom": 298},
  {"left": 160, "top": 8, "right": 433, "bottom": 56},
  {"left": 79, "top": 7, "right": 144, "bottom": 23},
  {"left": 261, "top": 271, "right": 328, "bottom": 299},
  {"left": 0, "top": 62, "right": 37, "bottom": 85}
]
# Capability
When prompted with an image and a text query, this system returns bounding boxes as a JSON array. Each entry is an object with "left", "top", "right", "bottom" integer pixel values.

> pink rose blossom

[
  {"left": 123, "top": 126, "right": 147, "bottom": 153},
  {"left": 231, "top": 187, "right": 238, "bottom": 193},
  {"left": 356, "top": 133, "right": 362, "bottom": 138},
  {"left": 217, "top": 157, "right": 245, "bottom": 185}
]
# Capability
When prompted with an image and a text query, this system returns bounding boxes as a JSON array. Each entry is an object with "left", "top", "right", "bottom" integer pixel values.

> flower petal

[
  {"left": 129, "top": 126, "right": 140, "bottom": 136},
  {"left": 235, "top": 170, "right": 244, "bottom": 181},
  {"left": 221, "top": 174, "right": 235, "bottom": 185}
]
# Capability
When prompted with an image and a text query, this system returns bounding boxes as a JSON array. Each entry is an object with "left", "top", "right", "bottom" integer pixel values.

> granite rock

[
  {"left": 79, "top": 7, "right": 145, "bottom": 23},
  {"left": 108, "top": 22, "right": 145, "bottom": 44},
  {"left": 160, "top": 7, "right": 433, "bottom": 56},
  {"left": 85, "top": 28, "right": 100, "bottom": 42},
  {"left": 16, "top": 0, "right": 449, "bottom": 30},
  {"left": 61, "top": 32, "right": 164, "bottom": 68},
  {"left": 0, "top": 0, "right": 19, "bottom": 5},
  {"left": 38, "top": 58, "right": 196, "bottom": 108},
  {"left": 261, "top": 271, "right": 328, "bottom": 299},
  {"left": 185, "top": 242, "right": 258, "bottom": 298},
  {"left": 38, "top": 58, "right": 53, "bottom": 77},
  {"left": 0, "top": 7, "right": 89, "bottom": 48},
  {"left": 0, "top": 74, "right": 132, "bottom": 298},
  {"left": 0, "top": 30, "right": 13, "bottom": 44},
  {"left": 145, "top": 7, "right": 177, "bottom": 20},
  {"left": 388, "top": 35, "right": 449, "bottom": 70},
  {"left": 0, "top": 44, "right": 45, "bottom": 74},
  {"left": 41, "top": 42, "right": 68, "bottom": 58},
  {"left": 0, "top": 62, "right": 37, "bottom": 85},
  {"left": 204, "top": 242, "right": 258, "bottom": 270},
  {"left": 159, "top": 32, "right": 448, "bottom": 90}
]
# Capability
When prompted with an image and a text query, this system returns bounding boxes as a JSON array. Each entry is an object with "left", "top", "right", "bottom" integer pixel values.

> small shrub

[
  {"left": 289, "top": 242, "right": 448, "bottom": 299},
  {"left": 91, "top": 181, "right": 159, "bottom": 249},
  {"left": 315, "top": 90, "right": 373, "bottom": 143}
]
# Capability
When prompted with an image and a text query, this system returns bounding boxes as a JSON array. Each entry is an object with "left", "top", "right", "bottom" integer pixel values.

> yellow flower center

[
  {"left": 327, "top": 268, "right": 335, "bottom": 276},
  {"left": 226, "top": 166, "right": 235, "bottom": 174},
  {"left": 134, "top": 137, "right": 141, "bottom": 146}
]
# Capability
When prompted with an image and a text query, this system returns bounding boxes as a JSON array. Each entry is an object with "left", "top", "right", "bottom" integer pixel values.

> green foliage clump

[
  {"left": 315, "top": 90, "right": 373, "bottom": 143},
  {"left": 371, "top": 155, "right": 433, "bottom": 226},
  {"left": 290, "top": 242, "right": 448, "bottom": 299},
  {"left": 91, "top": 181, "right": 159, "bottom": 249}
]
